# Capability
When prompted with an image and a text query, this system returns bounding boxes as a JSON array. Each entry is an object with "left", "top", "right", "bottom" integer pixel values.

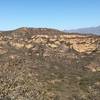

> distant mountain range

[{"left": 64, "top": 26, "right": 100, "bottom": 35}]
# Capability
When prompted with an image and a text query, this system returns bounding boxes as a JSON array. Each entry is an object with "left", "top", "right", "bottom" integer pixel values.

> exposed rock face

[
  {"left": 73, "top": 43, "right": 97, "bottom": 53},
  {"left": 0, "top": 28, "right": 100, "bottom": 100},
  {"left": 1, "top": 28, "right": 99, "bottom": 53}
]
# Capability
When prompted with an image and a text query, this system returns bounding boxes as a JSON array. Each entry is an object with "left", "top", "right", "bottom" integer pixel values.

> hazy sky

[{"left": 0, "top": 0, "right": 100, "bottom": 30}]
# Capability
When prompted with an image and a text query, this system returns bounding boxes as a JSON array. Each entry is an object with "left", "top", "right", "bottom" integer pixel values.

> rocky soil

[{"left": 0, "top": 28, "right": 100, "bottom": 100}]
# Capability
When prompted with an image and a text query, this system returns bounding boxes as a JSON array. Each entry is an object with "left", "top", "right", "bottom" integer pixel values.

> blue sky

[{"left": 0, "top": 0, "right": 100, "bottom": 30}]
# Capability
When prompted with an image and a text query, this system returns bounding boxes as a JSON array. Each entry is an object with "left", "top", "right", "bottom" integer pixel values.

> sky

[{"left": 0, "top": 0, "right": 100, "bottom": 30}]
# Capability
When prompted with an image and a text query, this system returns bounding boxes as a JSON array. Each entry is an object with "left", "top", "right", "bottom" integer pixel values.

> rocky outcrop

[
  {"left": 73, "top": 43, "right": 97, "bottom": 54},
  {"left": 28, "top": 35, "right": 99, "bottom": 54},
  {"left": 0, "top": 29, "right": 100, "bottom": 53}
]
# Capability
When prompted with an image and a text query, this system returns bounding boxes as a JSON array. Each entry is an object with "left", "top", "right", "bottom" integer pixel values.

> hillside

[{"left": 0, "top": 28, "right": 100, "bottom": 100}]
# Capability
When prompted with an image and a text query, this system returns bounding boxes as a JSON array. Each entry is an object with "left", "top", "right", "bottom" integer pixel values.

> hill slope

[{"left": 0, "top": 28, "right": 100, "bottom": 100}]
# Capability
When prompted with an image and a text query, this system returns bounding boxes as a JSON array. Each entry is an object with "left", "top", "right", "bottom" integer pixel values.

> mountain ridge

[
  {"left": 64, "top": 25, "right": 100, "bottom": 35},
  {"left": 1, "top": 27, "right": 98, "bottom": 36}
]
